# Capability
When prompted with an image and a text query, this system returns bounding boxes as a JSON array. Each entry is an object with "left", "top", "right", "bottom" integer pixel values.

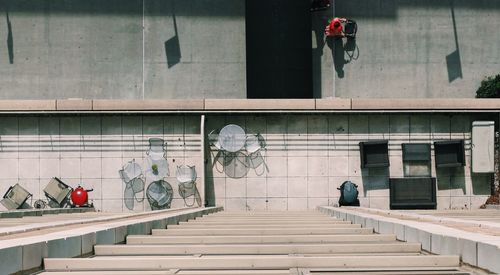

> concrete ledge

[
  {"left": 0, "top": 207, "right": 223, "bottom": 274},
  {"left": 0, "top": 98, "right": 500, "bottom": 112},
  {"left": 56, "top": 99, "right": 93, "bottom": 111},
  {"left": 0, "top": 207, "right": 95, "bottom": 219},
  {"left": 351, "top": 98, "right": 500, "bottom": 110},
  {"left": 318, "top": 206, "right": 500, "bottom": 274},
  {"left": 92, "top": 99, "right": 204, "bottom": 110},
  {"left": 204, "top": 99, "right": 316, "bottom": 110},
  {"left": 0, "top": 98, "right": 498, "bottom": 112},
  {"left": 0, "top": 100, "right": 56, "bottom": 111},
  {"left": 315, "top": 98, "right": 352, "bottom": 110}
]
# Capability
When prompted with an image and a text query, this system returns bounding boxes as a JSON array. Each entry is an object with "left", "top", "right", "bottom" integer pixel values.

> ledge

[
  {"left": 0, "top": 100, "right": 55, "bottom": 111},
  {"left": 315, "top": 98, "right": 352, "bottom": 110},
  {"left": 56, "top": 99, "right": 93, "bottom": 111},
  {"left": 351, "top": 98, "right": 500, "bottom": 110},
  {"left": 92, "top": 99, "right": 204, "bottom": 110},
  {"left": 205, "top": 99, "right": 315, "bottom": 110},
  {"left": 0, "top": 98, "right": 497, "bottom": 113}
]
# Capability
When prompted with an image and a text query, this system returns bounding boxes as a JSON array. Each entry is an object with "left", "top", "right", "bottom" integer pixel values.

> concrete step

[
  {"left": 168, "top": 223, "right": 361, "bottom": 229},
  {"left": 43, "top": 255, "right": 460, "bottom": 271},
  {"left": 310, "top": 271, "right": 471, "bottom": 275},
  {"left": 94, "top": 243, "right": 422, "bottom": 255},
  {"left": 182, "top": 220, "right": 351, "bottom": 225},
  {"left": 127, "top": 234, "right": 398, "bottom": 245},
  {"left": 40, "top": 270, "right": 291, "bottom": 275},
  {"left": 151, "top": 228, "right": 373, "bottom": 236},
  {"left": 191, "top": 217, "right": 341, "bottom": 222}
]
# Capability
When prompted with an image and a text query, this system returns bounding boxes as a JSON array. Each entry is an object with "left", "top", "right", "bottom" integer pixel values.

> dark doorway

[{"left": 246, "top": 0, "right": 312, "bottom": 98}]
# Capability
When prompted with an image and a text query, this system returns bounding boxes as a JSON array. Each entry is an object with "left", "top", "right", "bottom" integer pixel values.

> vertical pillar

[{"left": 200, "top": 114, "right": 206, "bottom": 207}]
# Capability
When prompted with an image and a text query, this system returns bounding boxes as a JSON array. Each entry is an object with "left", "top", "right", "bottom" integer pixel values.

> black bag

[{"left": 338, "top": 181, "right": 360, "bottom": 207}]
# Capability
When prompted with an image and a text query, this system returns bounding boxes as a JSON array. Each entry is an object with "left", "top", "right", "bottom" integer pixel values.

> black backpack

[{"left": 338, "top": 181, "right": 360, "bottom": 207}]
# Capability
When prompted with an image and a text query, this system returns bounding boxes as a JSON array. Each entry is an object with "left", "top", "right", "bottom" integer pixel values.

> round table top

[{"left": 218, "top": 124, "right": 246, "bottom": 153}]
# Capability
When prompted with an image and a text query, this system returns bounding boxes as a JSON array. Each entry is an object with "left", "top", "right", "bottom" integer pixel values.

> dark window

[
  {"left": 359, "top": 140, "right": 389, "bottom": 168},
  {"left": 402, "top": 143, "right": 431, "bottom": 177},
  {"left": 434, "top": 140, "right": 465, "bottom": 168}
]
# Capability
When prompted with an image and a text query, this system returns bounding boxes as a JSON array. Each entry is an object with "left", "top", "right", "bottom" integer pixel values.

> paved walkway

[{"left": 41, "top": 211, "right": 468, "bottom": 274}]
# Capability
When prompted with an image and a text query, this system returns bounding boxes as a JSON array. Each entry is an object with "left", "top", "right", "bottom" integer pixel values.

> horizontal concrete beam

[
  {"left": 127, "top": 234, "right": 397, "bottom": 245},
  {"left": 0, "top": 100, "right": 55, "bottom": 111},
  {"left": 44, "top": 255, "right": 460, "bottom": 271},
  {"left": 151, "top": 228, "right": 373, "bottom": 236},
  {"left": 56, "top": 99, "right": 93, "bottom": 111},
  {"left": 204, "top": 99, "right": 316, "bottom": 110},
  {"left": 0, "top": 99, "right": 497, "bottom": 113},
  {"left": 351, "top": 98, "right": 500, "bottom": 110},
  {"left": 94, "top": 243, "right": 422, "bottom": 255},
  {"left": 92, "top": 99, "right": 205, "bottom": 110},
  {"left": 315, "top": 98, "right": 352, "bottom": 110}
]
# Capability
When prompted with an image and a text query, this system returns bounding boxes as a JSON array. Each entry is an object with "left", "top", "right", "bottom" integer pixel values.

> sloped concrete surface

[{"left": 320, "top": 206, "right": 500, "bottom": 274}]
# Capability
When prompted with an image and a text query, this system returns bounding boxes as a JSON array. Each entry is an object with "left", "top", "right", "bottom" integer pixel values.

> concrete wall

[
  {"left": 327, "top": 0, "right": 500, "bottom": 98},
  {"left": 0, "top": 114, "right": 203, "bottom": 212},
  {"left": 205, "top": 113, "right": 493, "bottom": 211},
  {"left": 0, "top": 0, "right": 245, "bottom": 99}
]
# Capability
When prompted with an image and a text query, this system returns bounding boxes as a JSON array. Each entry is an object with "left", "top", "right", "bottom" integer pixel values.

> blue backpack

[{"left": 338, "top": 181, "right": 360, "bottom": 207}]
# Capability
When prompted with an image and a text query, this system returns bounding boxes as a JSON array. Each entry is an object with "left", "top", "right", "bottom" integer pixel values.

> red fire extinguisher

[{"left": 71, "top": 186, "right": 93, "bottom": 207}]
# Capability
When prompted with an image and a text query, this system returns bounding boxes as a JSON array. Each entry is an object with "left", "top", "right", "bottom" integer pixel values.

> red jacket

[{"left": 328, "top": 18, "right": 344, "bottom": 36}]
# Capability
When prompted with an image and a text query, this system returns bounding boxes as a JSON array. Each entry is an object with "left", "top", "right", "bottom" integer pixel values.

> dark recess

[{"left": 246, "top": 0, "right": 312, "bottom": 98}]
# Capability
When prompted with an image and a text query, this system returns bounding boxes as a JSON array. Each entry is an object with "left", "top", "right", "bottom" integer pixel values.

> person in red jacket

[{"left": 325, "top": 17, "right": 347, "bottom": 37}]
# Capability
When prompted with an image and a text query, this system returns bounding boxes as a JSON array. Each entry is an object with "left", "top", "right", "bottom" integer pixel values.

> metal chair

[
  {"left": 43, "top": 177, "right": 72, "bottom": 208},
  {"left": 146, "top": 180, "right": 173, "bottom": 210},
  {"left": 1, "top": 184, "right": 32, "bottom": 210},
  {"left": 145, "top": 138, "right": 169, "bottom": 178},
  {"left": 176, "top": 165, "right": 201, "bottom": 207},
  {"left": 120, "top": 160, "right": 145, "bottom": 210},
  {"left": 208, "top": 129, "right": 225, "bottom": 173},
  {"left": 245, "top": 133, "right": 269, "bottom": 175}
]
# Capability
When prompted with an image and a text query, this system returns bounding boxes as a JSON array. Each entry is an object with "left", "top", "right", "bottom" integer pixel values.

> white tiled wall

[
  {"left": 0, "top": 115, "right": 202, "bottom": 212},
  {"left": 0, "top": 113, "right": 492, "bottom": 212},
  {"left": 206, "top": 114, "right": 493, "bottom": 211}
]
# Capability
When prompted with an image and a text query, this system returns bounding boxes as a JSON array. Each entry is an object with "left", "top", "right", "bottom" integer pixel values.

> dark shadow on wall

[
  {"left": 311, "top": 12, "right": 330, "bottom": 98},
  {"left": 471, "top": 174, "right": 493, "bottom": 195},
  {"left": 327, "top": 37, "right": 345, "bottom": 78},
  {"left": 204, "top": 128, "right": 216, "bottom": 207},
  {"left": 361, "top": 167, "right": 389, "bottom": 197},
  {"left": 327, "top": 34, "right": 359, "bottom": 79},
  {"left": 6, "top": 11, "right": 13, "bottom": 64},
  {"left": 246, "top": 0, "right": 312, "bottom": 98},
  {"left": 164, "top": 1, "right": 181, "bottom": 68},
  {"left": 0, "top": 0, "right": 498, "bottom": 16},
  {"left": 446, "top": 0, "right": 462, "bottom": 82},
  {"left": 436, "top": 167, "right": 466, "bottom": 194}
]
